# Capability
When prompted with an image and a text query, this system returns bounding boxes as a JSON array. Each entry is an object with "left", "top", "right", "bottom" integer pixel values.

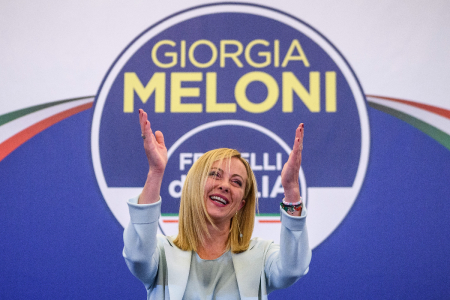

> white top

[
  {"left": 123, "top": 197, "right": 312, "bottom": 300},
  {"left": 182, "top": 250, "right": 240, "bottom": 300}
]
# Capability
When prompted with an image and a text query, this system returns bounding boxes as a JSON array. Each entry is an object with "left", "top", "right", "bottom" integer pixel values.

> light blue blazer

[{"left": 123, "top": 197, "right": 311, "bottom": 300}]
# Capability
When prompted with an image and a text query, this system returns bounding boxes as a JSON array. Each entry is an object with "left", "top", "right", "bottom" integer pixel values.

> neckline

[{"left": 194, "top": 250, "right": 230, "bottom": 261}]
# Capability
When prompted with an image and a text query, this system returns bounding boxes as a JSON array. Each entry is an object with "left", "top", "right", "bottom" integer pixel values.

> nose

[
  {"left": 219, "top": 185, "right": 229, "bottom": 192},
  {"left": 218, "top": 180, "right": 230, "bottom": 193}
]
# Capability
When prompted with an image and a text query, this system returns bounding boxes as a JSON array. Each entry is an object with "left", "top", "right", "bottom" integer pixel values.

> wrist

[
  {"left": 148, "top": 167, "right": 165, "bottom": 177},
  {"left": 280, "top": 197, "right": 303, "bottom": 216},
  {"left": 139, "top": 170, "right": 164, "bottom": 204},
  {"left": 146, "top": 169, "right": 165, "bottom": 186},
  {"left": 283, "top": 188, "right": 300, "bottom": 202}
]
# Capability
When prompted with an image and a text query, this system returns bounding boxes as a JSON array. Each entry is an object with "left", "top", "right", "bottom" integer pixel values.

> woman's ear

[{"left": 239, "top": 199, "right": 246, "bottom": 210}]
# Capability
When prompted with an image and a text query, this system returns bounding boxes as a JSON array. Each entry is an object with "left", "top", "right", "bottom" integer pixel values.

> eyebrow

[{"left": 211, "top": 167, "right": 245, "bottom": 181}]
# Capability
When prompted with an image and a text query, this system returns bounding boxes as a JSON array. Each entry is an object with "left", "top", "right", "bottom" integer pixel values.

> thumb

[{"left": 154, "top": 131, "right": 165, "bottom": 146}]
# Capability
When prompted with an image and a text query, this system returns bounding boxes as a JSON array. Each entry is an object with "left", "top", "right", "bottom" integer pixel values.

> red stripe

[
  {"left": 366, "top": 95, "right": 450, "bottom": 119},
  {"left": 0, "top": 102, "right": 92, "bottom": 162},
  {"left": 259, "top": 220, "right": 281, "bottom": 223},
  {"left": 163, "top": 220, "right": 179, "bottom": 223}
]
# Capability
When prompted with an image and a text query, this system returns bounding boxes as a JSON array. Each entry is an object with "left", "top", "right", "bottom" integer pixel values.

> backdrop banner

[{"left": 1, "top": 1, "right": 449, "bottom": 299}]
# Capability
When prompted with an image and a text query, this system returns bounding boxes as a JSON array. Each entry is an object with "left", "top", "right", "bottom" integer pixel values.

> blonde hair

[{"left": 173, "top": 148, "right": 258, "bottom": 254}]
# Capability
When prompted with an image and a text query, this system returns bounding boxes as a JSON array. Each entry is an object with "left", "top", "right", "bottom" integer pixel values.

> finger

[
  {"left": 295, "top": 123, "right": 304, "bottom": 140},
  {"left": 138, "top": 108, "right": 142, "bottom": 130},
  {"left": 298, "top": 123, "right": 304, "bottom": 150},
  {"left": 142, "top": 112, "right": 154, "bottom": 139},
  {"left": 291, "top": 124, "right": 303, "bottom": 165},
  {"left": 292, "top": 124, "right": 302, "bottom": 152},
  {"left": 146, "top": 120, "right": 155, "bottom": 141},
  {"left": 139, "top": 109, "right": 147, "bottom": 134},
  {"left": 154, "top": 131, "right": 165, "bottom": 147},
  {"left": 296, "top": 123, "right": 301, "bottom": 136}
]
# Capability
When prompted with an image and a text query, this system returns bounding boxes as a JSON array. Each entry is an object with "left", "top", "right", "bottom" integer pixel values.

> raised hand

[
  {"left": 281, "top": 123, "right": 304, "bottom": 202},
  {"left": 139, "top": 109, "right": 168, "bottom": 174},
  {"left": 138, "top": 109, "right": 168, "bottom": 204}
]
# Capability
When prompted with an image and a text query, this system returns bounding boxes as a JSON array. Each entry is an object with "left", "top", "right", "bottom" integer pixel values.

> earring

[{"left": 235, "top": 211, "right": 243, "bottom": 238}]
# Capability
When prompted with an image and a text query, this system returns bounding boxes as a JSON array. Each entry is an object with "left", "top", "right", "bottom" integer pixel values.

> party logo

[{"left": 91, "top": 3, "right": 370, "bottom": 248}]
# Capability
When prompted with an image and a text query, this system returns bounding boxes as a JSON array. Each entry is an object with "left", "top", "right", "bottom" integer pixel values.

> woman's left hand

[{"left": 281, "top": 123, "right": 304, "bottom": 202}]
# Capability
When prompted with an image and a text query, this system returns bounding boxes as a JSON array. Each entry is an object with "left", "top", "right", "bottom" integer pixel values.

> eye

[
  {"left": 232, "top": 179, "right": 243, "bottom": 187},
  {"left": 209, "top": 170, "right": 220, "bottom": 177}
]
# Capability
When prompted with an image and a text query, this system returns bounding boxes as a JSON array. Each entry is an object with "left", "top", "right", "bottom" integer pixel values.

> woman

[{"left": 123, "top": 109, "right": 311, "bottom": 300}]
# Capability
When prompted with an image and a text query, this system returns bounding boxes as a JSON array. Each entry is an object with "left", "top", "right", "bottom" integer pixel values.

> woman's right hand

[
  {"left": 138, "top": 109, "right": 167, "bottom": 204},
  {"left": 139, "top": 108, "right": 168, "bottom": 175}
]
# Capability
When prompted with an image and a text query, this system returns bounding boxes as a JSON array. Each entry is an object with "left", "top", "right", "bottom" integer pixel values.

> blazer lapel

[
  {"left": 232, "top": 242, "right": 265, "bottom": 299},
  {"left": 163, "top": 237, "right": 192, "bottom": 300}
]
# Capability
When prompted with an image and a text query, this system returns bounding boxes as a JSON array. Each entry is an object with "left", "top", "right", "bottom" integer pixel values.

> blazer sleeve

[
  {"left": 263, "top": 207, "right": 312, "bottom": 293},
  {"left": 122, "top": 196, "right": 161, "bottom": 290}
]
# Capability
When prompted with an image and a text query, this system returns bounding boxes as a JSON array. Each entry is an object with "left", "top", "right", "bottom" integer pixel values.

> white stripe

[
  {"left": 368, "top": 97, "right": 450, "bottom": 136},
  {"left": 0, "top": 98, "right": 94, "bottom": 144}
]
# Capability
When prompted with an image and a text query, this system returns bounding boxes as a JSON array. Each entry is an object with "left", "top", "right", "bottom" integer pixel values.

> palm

[{"left": 281, "top": 124, "right": 304, "bottom": 191}]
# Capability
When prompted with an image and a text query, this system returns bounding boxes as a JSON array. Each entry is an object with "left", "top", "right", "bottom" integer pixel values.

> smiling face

[
  {"left": 204, "top": 157, "right": 248, "bottom": 225},
  {"left": 175, "top": 148, "right": 258, "bottom": 253}
]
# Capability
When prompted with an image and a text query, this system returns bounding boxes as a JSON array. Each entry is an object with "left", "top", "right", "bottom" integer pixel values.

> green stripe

[
  {"left": 369, "top": 102, "right": 450, "bottom": 151},
  {"left": 161, "top": 213, "right": 179, "bottom": 217},
  {"left": 0, "top": 96, "right": 94, "bottom": 127}
]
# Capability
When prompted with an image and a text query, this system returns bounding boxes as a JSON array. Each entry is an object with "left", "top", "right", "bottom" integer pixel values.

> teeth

[{"left": 211, "top": 196, "right": 227, "bottom": 205}]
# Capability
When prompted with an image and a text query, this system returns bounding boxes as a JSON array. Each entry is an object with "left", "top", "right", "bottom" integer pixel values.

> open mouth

[{"left": 210, "top": 195, "right": 229, "bottom": 205}]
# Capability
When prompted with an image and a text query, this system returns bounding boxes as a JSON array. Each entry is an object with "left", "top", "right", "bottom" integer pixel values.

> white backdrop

[{"left": 1, "top": 0, "right": 449, "bottom": 115}]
